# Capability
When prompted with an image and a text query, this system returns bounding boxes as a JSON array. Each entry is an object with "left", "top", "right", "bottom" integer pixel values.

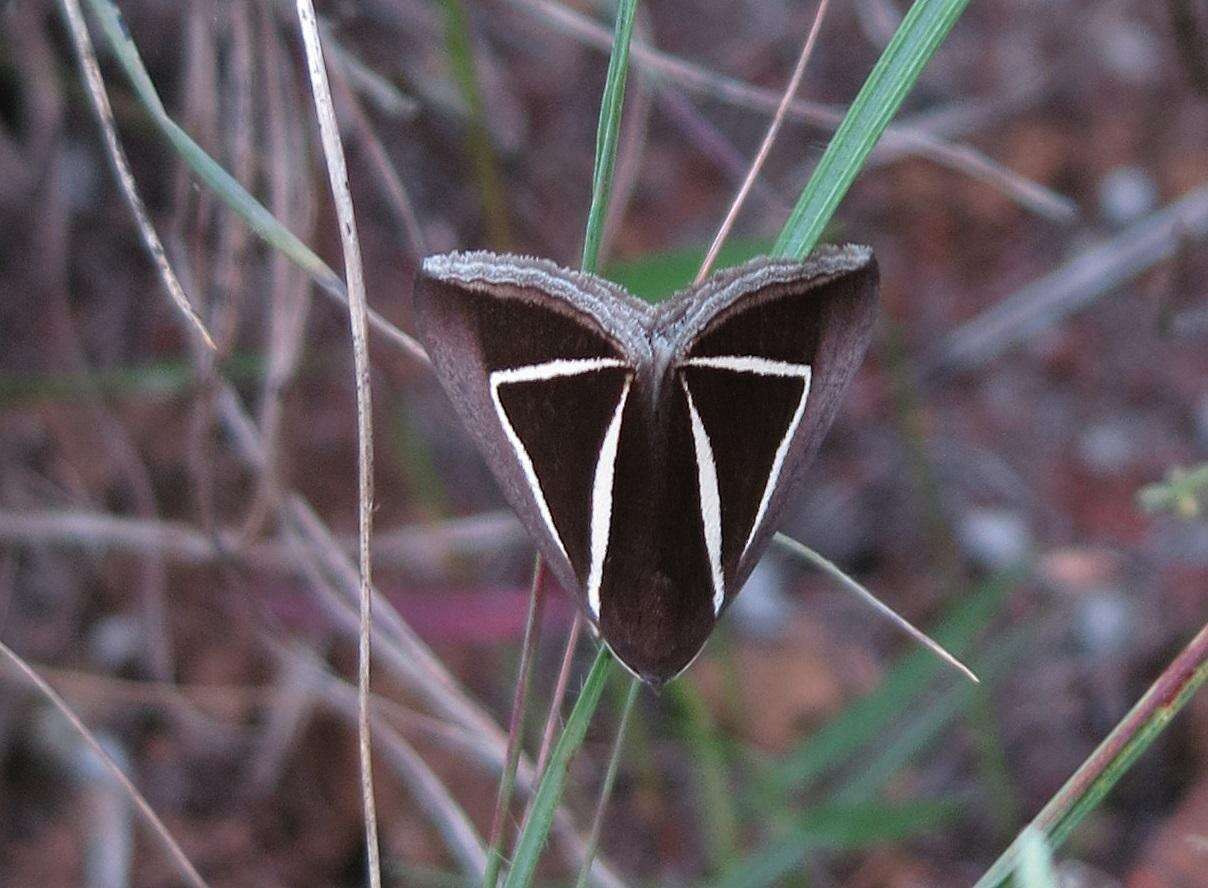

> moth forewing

[
  {"left": 675, "top": 247, "right": 879, "bottom": 596},
  {"left": 413, "top": 255, "right": 638, "bottom": 612}
]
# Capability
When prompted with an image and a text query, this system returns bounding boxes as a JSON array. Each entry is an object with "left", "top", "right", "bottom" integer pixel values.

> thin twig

[
  {"left": 574, "top": 678, "right": 640, "bottom": 888},
  {"left": 295, "top": 3, "right": 381, "bottom": 885},
  {"left": 774, "top": 533, "right": 979, "bottom": 684},
  {"left": 57, "top": 0, "right": 214, "bottom": 348},
  {"left": 535, "top": 613, "right": 583, "bottom": 778},
  {"left": 697, "top": 0, "right": 830, "bottom": 282},
  {"left": 484, "top": 558, "right": 549, "bottom": 888},
  {"left": 0, "top": 641, "right": 210, "bottom": 888}
]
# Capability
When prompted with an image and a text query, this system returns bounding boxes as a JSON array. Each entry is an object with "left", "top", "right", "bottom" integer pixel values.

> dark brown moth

[{"left": 413, "top": 245, "right": 878, "bottom": 685}]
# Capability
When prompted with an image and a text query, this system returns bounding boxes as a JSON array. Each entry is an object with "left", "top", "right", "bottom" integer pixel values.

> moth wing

[
  {"left": 413, "top": 252, "right": 639, "bottom": 611},
  {"left": 675, "top": 245, "right": 879, "bottom": 601}
]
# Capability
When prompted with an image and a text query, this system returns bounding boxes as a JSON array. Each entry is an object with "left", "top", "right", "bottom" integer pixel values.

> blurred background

[{"left": 0, "top": 0, "right": 1205, "bottom": 885}]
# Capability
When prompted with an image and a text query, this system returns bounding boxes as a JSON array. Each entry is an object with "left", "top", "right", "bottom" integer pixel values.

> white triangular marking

[
  {"left": 489, "top": 356, "right": 629, "bottom": 582},
  {"left": 683, "top": 355, "right": 812, "bottom": 560}
]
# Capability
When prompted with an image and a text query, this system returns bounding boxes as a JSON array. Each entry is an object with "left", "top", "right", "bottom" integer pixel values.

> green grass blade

[
  {"left": 717, "top": 799, "right": 963, "bottom": 888},
  {"left": 757, "top": 575, "right": 1011, "bottom": 799},
  {"left": 83, "top": 0, "right": 339, "bottom": 288},
  {"left": 772, "top": 0, "right": 973, "bottom": 259},
  {"left": 580, "top": 0, "right": 639, "bottom": 273},
  {"left": 974, "top": 624, "right": 1208, "bottom": 888},
  {"left": 503, "top": 647, "right": 614, "bottom": 888}
]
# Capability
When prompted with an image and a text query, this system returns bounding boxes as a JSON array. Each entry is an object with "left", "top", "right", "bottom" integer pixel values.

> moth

[{"left": 414, "top": 245, "right": 878, "bottom": 686}]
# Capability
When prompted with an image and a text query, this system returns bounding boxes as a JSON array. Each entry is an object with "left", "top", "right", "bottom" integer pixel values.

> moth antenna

[{"left": 774, "top": 534, "right": 980, "bottom": 685}]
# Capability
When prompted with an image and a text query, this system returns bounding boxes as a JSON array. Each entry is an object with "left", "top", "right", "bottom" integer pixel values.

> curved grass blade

[
  {"left": 503, "top": 647, "right": 614, "bottom": 888},
  {"left": 83, "top": 0, "right": 338, "bottom": 288},
  {"left": 773, "top": 0, "right": 973, "bottom": 259},
  {"left": 974, "top": 623, "right": 1208, "bottom": 888},
  {"left": 774, "top": 534, "right": 979, "bottom": 684}
]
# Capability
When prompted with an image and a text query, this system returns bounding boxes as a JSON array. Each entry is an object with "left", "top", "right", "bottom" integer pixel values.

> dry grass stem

[
  {"left": 535, "top": 613, "right": 584, "bottom": 779},
  {"left": 329, "top": 59, "right": 429, "bottom": 256},
  {"left": 775, "top": 533, "right": 979, "bottom": 685},
  {"left": 239, "top": 2, "right": 317, "bottom": 544},
  {"left": 264, "top": 626, "right": 491, "bottom": 881},
  {"left": 697, "top": 0, "right": 831, "bottom": 282},
  {"left": 295, "top": 2, "right": 382, "bottom": 884}
]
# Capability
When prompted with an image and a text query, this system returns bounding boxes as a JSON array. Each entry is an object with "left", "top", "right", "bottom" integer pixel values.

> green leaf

[
  {"left": 773, "top": 0, "right": 973, "bottom": 259},
  {"left": 502, "top": 647, "right": 614, "bottom": 888},
  {"left": 1137, "top": 462, "right": 1208, "bottom": 518},
  {"left": 604, "top": 237, "right": 770, "bottom": 302}
]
